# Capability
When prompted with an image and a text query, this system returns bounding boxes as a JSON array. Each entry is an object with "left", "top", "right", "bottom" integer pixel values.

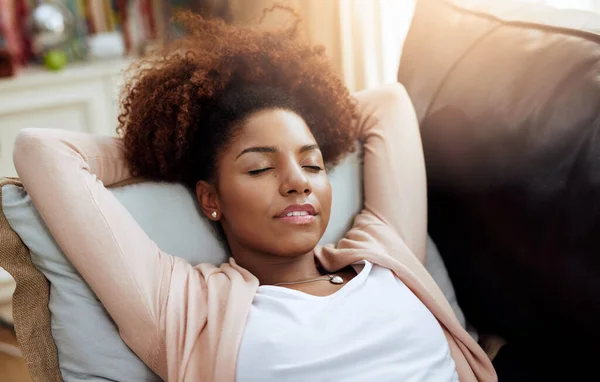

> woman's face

[{"left": 200, "top": 109, "right": 332, "bottom": 257}]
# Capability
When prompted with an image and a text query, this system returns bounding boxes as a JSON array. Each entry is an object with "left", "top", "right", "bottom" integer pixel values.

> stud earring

[{"left": 211, "top": 211, "right": 218, "bottom": 219}]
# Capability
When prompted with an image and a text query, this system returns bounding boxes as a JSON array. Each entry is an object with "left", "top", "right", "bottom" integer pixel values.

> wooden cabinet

[{"left": 0, "top": 59, "right": 129, "bottom": 176}]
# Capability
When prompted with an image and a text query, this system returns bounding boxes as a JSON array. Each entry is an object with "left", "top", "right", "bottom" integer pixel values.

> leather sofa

[{"left": 399, "top": 0, "right": 600, "bottom": 379}]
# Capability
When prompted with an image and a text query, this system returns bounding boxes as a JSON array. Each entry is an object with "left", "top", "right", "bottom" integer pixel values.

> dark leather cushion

[{"left": 398, "top": 0, "right": 600, "bottom": 367}]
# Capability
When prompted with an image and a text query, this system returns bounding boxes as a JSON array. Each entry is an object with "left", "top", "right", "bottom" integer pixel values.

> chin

[{"left": 273, "top": 231, "right": 322, "bottom": 257}]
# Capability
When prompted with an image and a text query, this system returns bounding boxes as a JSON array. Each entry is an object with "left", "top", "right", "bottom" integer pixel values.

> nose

[{"left": 279, "top": 161, "right": 312, "bottom": 197}]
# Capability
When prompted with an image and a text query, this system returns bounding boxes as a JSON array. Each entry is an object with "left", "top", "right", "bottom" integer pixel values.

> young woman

[{"left": 13, "top": 10, "right": 496, "bottom": 382}]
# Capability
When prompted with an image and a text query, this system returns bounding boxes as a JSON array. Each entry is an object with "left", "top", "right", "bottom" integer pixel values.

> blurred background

[
  {"left": 0, "top": 1, "right": 416, "bottom": 88},
  {"left": 2, "top": 0, "right": 600, "bottom": 380}
]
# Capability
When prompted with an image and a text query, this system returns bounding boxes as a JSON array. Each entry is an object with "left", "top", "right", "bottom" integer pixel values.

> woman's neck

[{"left": 230, "top": 245, "right": 322, "bottom": 286}]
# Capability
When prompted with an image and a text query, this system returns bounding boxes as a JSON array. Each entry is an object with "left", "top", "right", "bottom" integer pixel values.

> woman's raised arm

[
  {"left": 352, "top": 84, "right": 428, "bottom": 263},
  {"left": 13, "top": 129, "right": 193, "bottom": 378}
]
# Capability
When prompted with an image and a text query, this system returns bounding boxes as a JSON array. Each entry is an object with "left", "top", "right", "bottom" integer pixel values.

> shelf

[{"left": 0, "top": 58, "right": 133, "bottom": 92}]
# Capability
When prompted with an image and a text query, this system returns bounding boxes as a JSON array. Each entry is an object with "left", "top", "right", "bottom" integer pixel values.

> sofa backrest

[{"left": 398, "top": 0, "right": 600, "bottom": 366}]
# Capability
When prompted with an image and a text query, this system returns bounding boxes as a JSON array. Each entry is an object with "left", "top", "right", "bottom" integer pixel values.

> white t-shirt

[{"left": 236, "top": 261, "right": 458, "bottom": 382}]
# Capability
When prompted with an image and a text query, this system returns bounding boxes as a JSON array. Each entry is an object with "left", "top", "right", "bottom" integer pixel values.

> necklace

[{"left": 273, "top": 274, "right": 344, "bottom": 286}]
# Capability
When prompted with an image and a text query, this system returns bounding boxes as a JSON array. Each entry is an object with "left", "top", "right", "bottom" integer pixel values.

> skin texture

[{"left": 197, "top": 109, "right": 356, "bottom": 292}]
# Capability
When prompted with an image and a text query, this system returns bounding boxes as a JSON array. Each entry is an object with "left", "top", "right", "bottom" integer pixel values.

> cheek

[
  {"left": 219, "top": 176, "right": 273, "bottom": 218},
  {"left": 217, "top": 174, "right": 277, "bottom": 242},
  {"left": 312, "top": 174, "right": 332, "bottom": 223}
]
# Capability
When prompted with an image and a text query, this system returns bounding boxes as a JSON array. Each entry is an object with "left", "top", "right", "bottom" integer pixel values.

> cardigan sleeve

[{"left": 13, "top": 128, "right": 203, "bottom": 378}]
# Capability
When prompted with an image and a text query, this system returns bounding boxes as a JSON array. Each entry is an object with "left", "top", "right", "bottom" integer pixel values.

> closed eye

[
  {"left": 303, "top": 165, "right": 323, "bottom": 173},
  {"left": 248, "top": 168, "right": 273, "bottom": 176}
]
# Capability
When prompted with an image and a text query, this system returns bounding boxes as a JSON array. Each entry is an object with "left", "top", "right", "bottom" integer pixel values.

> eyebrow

[{"left": 235, "top": 144, "right": 319, "bottom": 160}]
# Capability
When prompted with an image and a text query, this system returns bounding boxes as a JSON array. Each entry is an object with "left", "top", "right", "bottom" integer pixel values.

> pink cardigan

[{"left": 14, "top": 84, "right": 497, "bottom": 382}]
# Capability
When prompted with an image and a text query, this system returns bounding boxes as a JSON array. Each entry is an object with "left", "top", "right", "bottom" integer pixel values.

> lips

[
  {"left": 277, "top": 204, "right": 316, "bottom": 218},
  {"left": 276, "top": 204, "right": 317, "bottom": 225}
]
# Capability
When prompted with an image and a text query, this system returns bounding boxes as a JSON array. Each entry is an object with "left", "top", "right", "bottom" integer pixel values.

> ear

[{"left": 196, "top": 180, "right": 221, "bottom": 220}]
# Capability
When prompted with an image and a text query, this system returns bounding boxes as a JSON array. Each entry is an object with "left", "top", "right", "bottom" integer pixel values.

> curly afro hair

[{"left": 117, "top": 6, "right": 358, "bottom": 189}]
